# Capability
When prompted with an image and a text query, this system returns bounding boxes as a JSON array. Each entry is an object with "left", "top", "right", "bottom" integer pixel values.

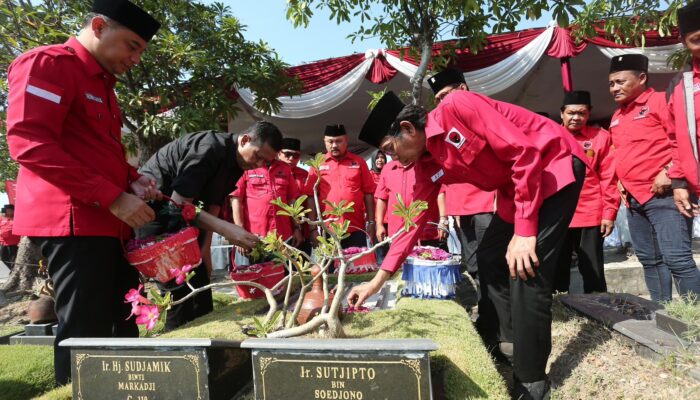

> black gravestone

[
  {"left": 241, "top": 338, "right": 439, "bottom": 400},
  {"left": 60, "top": 338, "right": 251, "bottom": 400}
]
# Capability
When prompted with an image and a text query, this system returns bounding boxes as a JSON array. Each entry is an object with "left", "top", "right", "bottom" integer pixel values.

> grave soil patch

[
  {"left": 548, "top": 299, "right": 699, "bottom": 399},
  {"left": 0, "top": 298, "right": 31, "bottom": 326}
]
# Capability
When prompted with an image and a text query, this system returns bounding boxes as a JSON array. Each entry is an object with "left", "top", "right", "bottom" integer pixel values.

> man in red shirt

[
  {"left": 555, "top": 91, "right": 619, "bottom": 293},
  {"left": 352, "top": 89, "right": 587, "bottom": 398},
  {"left": 609, "top": 54, "right": 700, "bottom": 301},
  {"left": 6, "top": 0, "right": 161, "bottom": 384},
  {"left": 278, "top": 137, "right": 311, "bottom": 252},
  {"left": 428, "top": 68, "right": 503, "bottom": 354},
  {"left": 0, "top": 205, "right": 20, "bottom": 268},
  {"left": 231, "top": 160, "right": 304, "bottom": 245},
  {"left": 278, "top": 138, "right": 308, "bottom": 194},
  {"left": 375, "top": 160, "right": 442, "bottom": 244},
  {"left": 665, "top": 1, "right": 700, "bottom": 299},
  {"left": 305, "top": 125, "right": 376, "bottom": 248},
  {"left": 668, "top": 0, "right": 700, "bottom": 214}
]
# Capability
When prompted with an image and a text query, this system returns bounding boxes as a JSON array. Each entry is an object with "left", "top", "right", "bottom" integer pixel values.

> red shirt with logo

[
  {"left": 667, "top": 59, "right": 700, "bottom": 193},
  {"left": 379, "top": 91, "right": 587, "bottom": 273},
  {"left": 609, "top": 88, "right": 673, "bottom": 205},
  {"left": 568, "top": 126, "right": 619, "bottom": 227},
  {"left": 304, "top": 152, "right": 375, "bottom": 233},
  {"left": 7, "top": 37, "right": 139, "bottom": 239},
  {"left": 375, "top": 161, "right": 440, "bottom": 241},
  {"left": 231, "top": 160, "right": 300, "bottom": 239}
]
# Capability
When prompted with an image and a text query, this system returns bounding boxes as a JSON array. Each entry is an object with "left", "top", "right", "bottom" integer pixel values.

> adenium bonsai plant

[{"left": 125, "top": 153, "right": 428, "bottom": 338}]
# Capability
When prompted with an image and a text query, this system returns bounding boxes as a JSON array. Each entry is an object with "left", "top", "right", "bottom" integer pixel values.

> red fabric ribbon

[
  {"left": 386, "top": 28, "right": 546, "bottom": 72},
  {"left": 286, "top": 53, "right": 365, "bottom": 93},
  {"left": 365, "top": 51, "right": 397, "bottom": 84}
]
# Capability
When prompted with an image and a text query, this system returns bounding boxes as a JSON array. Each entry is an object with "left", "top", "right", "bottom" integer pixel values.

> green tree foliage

[
  {"left": 572, "top": 0, "right": 690, "bottom": 69},
  {"left": 0, "top": 0, "right": 301, "bottom": 174},
  {"left": 286, "top": 1, "right": 689, "bottom": 104},
  {"left": 285, "top": 0, "right": 585, "bottom": 104}
]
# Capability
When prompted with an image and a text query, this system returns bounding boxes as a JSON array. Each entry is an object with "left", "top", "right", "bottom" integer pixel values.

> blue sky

[{"left": 210, "top": 0, "right": 552, "bottom": 66}]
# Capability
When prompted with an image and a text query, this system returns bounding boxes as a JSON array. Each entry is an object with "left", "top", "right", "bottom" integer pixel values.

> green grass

[
  {"left": 165, "top": 292, "right": 508, "bottom": 399},
  {"left": 0, "top": 324, "right": 23, "bottom": 337},
  {"left": 664, "top": 293, "right": 700, "bottom": 340},
  {"left": 345, "top": 297, "right": 508, "bottom": 400},
  {"left": 0, "top": 345, "right": 56, "bottom": 400},
  {"left": 35, "top": 385, "right": 71, "bottom": 400}
]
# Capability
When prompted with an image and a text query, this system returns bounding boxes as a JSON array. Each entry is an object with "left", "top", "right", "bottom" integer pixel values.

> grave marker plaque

[
  {"left": 61, "top": 338, "right": 251, "bottom": 400},
  {"left": 242, "top": 338, "right": 438, "bottom": 400}
]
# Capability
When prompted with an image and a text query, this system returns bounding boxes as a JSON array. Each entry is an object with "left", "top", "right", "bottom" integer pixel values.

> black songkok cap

[
  {"left": 427, "top": 68, "right": 466, "bottom": 94},
  {"left": 359, "top": 91, "right": 407, "bottom": 148},
  {"left": 324, "top": 124, "right": 347, "bottom": 137},
  {"left": 562, "top": 91, "right": 592, "bottom": 107},
  {"left": 609, "top": 54, "right": 648, "bottom": 73},
  {"left": 678, "top": 0, "right": 700, "bottom": 37},
  {"left": 92, "top": 0, "right": 161, "bottom": 42},
  {"left": 281, "top": 138, "right": 301, "bottom": 151}
]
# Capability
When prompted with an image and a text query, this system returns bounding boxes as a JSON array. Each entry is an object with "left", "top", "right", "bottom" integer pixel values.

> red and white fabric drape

[{"left": 235, "top": 23, "right": 682, "bottom": 118}]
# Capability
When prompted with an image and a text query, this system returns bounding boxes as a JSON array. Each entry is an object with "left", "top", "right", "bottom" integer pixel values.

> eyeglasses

[{"left": 281, "top": 151, "right": 301, "bottom": 159}]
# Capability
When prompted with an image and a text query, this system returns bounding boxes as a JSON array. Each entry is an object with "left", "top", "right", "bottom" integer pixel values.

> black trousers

[
  {"left": 554, "top": 226, "right": 607, "bottom": 293},
  {"left": 159, "top": 261, "right": 213, "bottom": 331},
  {"left": 34, "top": 236, "right": 139, "bottom": 385},
  {"left": 341, "top": 230, "right": 368, "bottom": 248},
  {"left": 458, "top": 213, "right": 494, "bottom": 275},
  {"left": 476, "top": 157, "right": 585, "bottom": 383},
  {"left": 0, "top": 244, "right": 18, "bottom": 268},
  {"left": 135, "top": 204, "right": 214, "bottom": 331}
]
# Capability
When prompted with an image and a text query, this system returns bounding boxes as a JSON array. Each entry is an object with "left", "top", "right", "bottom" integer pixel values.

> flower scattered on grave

[
  {"left": 345, "top": 305, "right": 372, "bottom": 314},
  {"left": 343, "top": 246, "right": 365, "bottom": 255},
  {"left": 170, "top": 263, "right": 196, "bottom": 285},
  {"left": 125, "top": 232, "right": 176, "bottom": 251},
  {"left": 409, "top": 246, "right": 451, "bottom": 261}
]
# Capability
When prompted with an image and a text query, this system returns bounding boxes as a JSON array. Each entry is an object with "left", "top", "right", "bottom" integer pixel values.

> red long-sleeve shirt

[
  {"left": 667, "top": 59, "right": 700, "bottom": 193},
  {"left": 7, "top": 37, "right": 139, "bottom": 239},
  {"left": 375, "top": 161, "right": 440, "bottom": 241},
  {"left": 443, "top": 183, "right": 496, "bottom": 216},
  {"left": 609, "top": 88, "right": 673, "bottom": 205},
  {"left": 380, "top": 91, "right": 587, "bottom": 273},
  {"left": 231, "top": 161, "right": 300, "bottom": 239},
  {"left": 304, "top": 152, "right": 375, "bottom": 233},
  {"left": 569, "top": 126, "right": 620, "bottom": 227}
]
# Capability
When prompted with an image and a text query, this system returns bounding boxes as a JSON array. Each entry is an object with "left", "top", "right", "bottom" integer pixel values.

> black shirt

[{"left": 139, "top": 131, "right": 242, "bottom": 207}]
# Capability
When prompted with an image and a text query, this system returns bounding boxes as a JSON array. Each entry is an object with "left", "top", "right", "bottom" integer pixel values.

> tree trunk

[
  {"left": 410, "top": 37, "right": 434, "bottom": 105},
  {"left": 0, "top": 237, "right": 44, "bottom": 295},
  {"left": 137, "top": 132, "right": 173, "bottom": 166}
]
